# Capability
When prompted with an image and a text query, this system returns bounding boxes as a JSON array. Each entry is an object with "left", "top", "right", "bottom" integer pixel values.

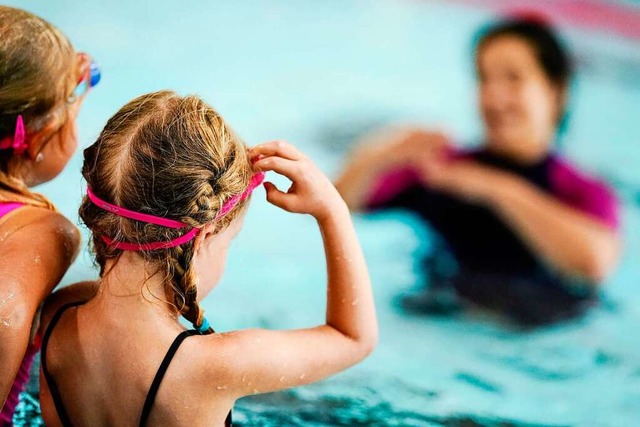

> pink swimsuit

[{"left": 0, "top": 202, "right": 38, "bottom": 426}]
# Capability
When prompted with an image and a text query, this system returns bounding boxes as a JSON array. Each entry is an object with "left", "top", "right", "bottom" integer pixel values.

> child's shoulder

[
  {"left": 39, "top": 281, "right": 99, "bottom": 337},
  {"left": 0, "top": 206, "right": 80, "bottom": 250},
  {"left": 178, "top": 328, "right": 262, "bottom": 391},
  {"left": 0, "top": 207, "right": 81, "bottom": 290}
]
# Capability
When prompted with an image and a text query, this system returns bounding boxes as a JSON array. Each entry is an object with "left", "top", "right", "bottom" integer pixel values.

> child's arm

[
  {"left": 205, "top": 141, "right": 377, "bottom": 397},
  {"left": 0, "top": 208, "right": 80, "bottom": 404}
]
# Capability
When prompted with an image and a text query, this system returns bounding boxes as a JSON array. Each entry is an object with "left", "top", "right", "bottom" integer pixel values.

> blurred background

[{"left": 6, "top": 0, "right": 640, "bottom": 425}]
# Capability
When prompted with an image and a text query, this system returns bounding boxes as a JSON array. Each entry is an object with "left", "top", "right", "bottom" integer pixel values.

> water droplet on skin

[
  {"left": 279, "top": 376, "right": 285, "bottom": 382},
  {"left": 216, "top": 385, "right": 228, "bottom": 390},
  {"left": 34, "top": 255, "right": 41, "bottom": 265},
  {"left": 0, "top": 292, "right": 15, "bottom": 308},
  {"left": 252, "top": 389, "right": 259, "bottom": 394},
  {"left": 0, "top": 308, "right": 14, "bottom": 327},
  {"left": 351, "top": 299, "right": 359, "bottom": 306},
  {"left": 299, "top": 373, "right": 306, "bottom": 380},
  {"left": 241, "top": 375, "right": 247, "bottom": 383}
]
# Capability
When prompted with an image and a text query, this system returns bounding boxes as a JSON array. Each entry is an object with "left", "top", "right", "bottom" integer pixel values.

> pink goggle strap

[
  {"left": 215, "top": 171, "right": 265, "bottom": 219},
  {"left": 99, "top": 228, "right": 200, "bottom": 251},
  {"left": 0, "top": 115, "right": 28, "bottom": 155},
  {"left": 89, "top": 171, "right": 265, "bottom": 251},
  {"left": 86, "top": 187, "right": 188, "bottom": 229}
]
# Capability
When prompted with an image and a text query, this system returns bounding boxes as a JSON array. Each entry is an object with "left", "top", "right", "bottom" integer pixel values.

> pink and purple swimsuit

[{"left": 0, "top": 202, "right": 39, "bottom": 426}]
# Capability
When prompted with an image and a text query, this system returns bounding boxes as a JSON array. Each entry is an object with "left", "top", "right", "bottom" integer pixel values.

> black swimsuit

[
  {"left": 41, "top": 302, "right": 233, "bottom": 427},
  {"left": 366, "top": 150, "right": 607, "bottom": 325}
]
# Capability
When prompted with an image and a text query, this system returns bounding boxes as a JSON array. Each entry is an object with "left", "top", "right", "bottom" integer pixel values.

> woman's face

[{"left": 477, "top": 35, "right": 563, "bottom": 163}]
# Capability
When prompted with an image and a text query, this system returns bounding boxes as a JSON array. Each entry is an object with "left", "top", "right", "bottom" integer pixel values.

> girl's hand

[{"left": 251, "top": 141, "right": 346, "bottom": 222}]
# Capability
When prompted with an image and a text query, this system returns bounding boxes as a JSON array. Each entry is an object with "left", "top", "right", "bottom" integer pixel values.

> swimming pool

[{"left": 7, "top": 0, "right": 640, "bottom": 425}]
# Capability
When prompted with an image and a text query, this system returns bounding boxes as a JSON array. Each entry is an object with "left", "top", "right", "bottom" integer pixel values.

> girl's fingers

[
  {"left": 253, "top": 156, "right": 299, "bottom": 180},
  {"left": 263, "top": 181, "right": 293, "bottom": 211},
  {"left": 250, "top": 140, "right": 303, "bottom": 161}
]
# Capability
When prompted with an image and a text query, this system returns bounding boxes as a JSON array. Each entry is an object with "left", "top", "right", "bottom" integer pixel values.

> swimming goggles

[
  {"left": 69, "top": 53, "right": 101, "bottom": 104},
  {"left": 87, "top": 171, "right": 265, "bottom": 251}
]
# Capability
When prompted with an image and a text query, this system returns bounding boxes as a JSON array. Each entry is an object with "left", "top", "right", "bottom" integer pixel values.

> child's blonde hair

[
  {"left": 0, "top": 6, "right": 76, "bottom": 209},
  {"left": 79, "top": 91, "right": 254, "bottom": 330}
]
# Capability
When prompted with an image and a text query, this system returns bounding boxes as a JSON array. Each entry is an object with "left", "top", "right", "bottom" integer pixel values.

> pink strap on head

[
  {"left": 87, "top": 187, "right": 189, "bottom": 229},
  {"left": 88, "top": 171, "right": 265, "bottom": 251},
  {"left": 0, "top": 115, "right": 28, "bottom": 155},
  {"left": 216, "top": 172, "right": 265, "bottom": 219},
  {"left": 100, "top": 228, "right": 201, "bottom": 251}
]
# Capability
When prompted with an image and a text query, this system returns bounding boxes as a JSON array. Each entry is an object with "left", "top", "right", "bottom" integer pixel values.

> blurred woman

[{"left": 336, "top": 16, "right": 621, "bottom": 326}]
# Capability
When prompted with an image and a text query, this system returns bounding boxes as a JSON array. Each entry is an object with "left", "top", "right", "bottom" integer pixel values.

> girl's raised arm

[{"left": 203, "top": 140, "right": 377, "bottom": 397}]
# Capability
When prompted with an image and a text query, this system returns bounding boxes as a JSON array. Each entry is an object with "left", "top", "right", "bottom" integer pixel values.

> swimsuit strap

[
  {"left": 139, "top": 329, "right": 203, "bottom": 427},
  {"left": 139, "top": 329, "right": 233, "bottom": 426},
  {"left": 42, "top": 308, "right": 231, "bottom": 427},
  {"left": 41, "top": 302, "right": 85, "bottom": 427}
]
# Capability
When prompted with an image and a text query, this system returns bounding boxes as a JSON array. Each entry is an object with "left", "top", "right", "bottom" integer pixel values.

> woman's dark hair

[
  {"left": 475, "top": 15, "right": 573, "bottom": 87},
  {"left": 474, "top": 15, "right": 573, "bottom": 130}
]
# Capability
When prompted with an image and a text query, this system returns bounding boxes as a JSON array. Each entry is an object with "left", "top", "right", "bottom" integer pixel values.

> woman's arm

[
  {"left": 203, "top": 141, "right": 377, "bottom": 398},
  {"left": 488, "top": 173, "right": 620, "bottom": 283},
  {"left": 423, "top": 159, "right": 621, "bottom": 283}
]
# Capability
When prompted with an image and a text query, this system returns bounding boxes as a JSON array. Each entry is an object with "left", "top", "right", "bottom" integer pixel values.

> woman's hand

[
  {"left": 355, "top": 127, "right": 450, "bottom": 170},
  {"left": 335, "top": 127, "right": 451, "bottom": 211},
  {"left": 251, "top": 141, "right": 347, "bottom": 222},
  {"left": 421, "top": 157, "right": 507, "bottom": 204}
]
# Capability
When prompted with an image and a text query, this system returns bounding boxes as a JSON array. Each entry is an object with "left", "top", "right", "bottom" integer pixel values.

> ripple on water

[
  {"left": 477, "top": 343, "right": 619, "bottom": 381},
  {"left": 233, "top": 373, "right": 568, "bottom": 427}
]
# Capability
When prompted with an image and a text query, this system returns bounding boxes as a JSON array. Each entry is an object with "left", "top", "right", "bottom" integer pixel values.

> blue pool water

[{"left": 6, "top": 0, "right": 640, "bottom": 425}]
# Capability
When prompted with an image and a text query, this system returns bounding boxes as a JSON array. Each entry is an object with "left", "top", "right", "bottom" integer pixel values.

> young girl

[
  {"left": 0, "top": 6, "right": 99, "bottom": 423},
  {"left": 39, "top": 91, "right": 377, "bottom": 426}
]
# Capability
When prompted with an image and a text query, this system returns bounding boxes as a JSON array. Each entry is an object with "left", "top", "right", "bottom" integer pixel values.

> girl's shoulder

[
  {"left": 0, "top": 207, "right": 81, "bottom": 290},
  {"left": 39, "top": 281, "right": 99, "bottom": 338},
  {"left": 0, "top": 205, "right": 80, "bottom": 249}
]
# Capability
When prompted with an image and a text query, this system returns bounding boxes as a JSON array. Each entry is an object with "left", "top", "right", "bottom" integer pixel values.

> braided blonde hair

[
  {"left": 0, "top": 6, "right": 76, "bottom": 209},
  {"left": 79, "top": 91, "right": 253, "bottom": 330}
]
